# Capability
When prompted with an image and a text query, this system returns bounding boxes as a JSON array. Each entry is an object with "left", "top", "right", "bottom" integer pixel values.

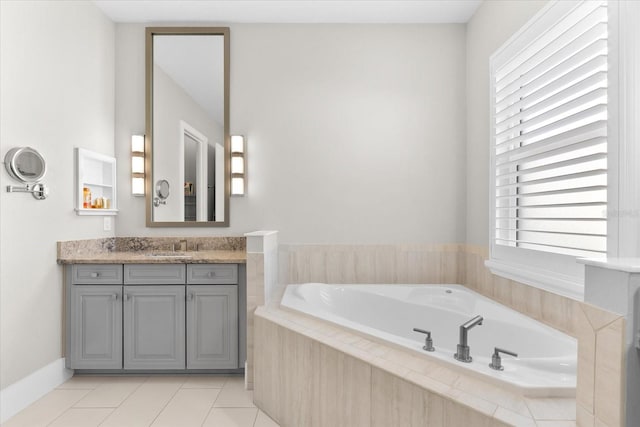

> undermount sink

[{"left": 145, "top": 252, "right": 192, "bottom": 258}]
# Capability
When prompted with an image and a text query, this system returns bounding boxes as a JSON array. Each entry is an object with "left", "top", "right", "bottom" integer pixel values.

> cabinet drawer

[
  {"left": 187, "top": 264, "right": 238, "bottom": 285},
  {"left": 124, "top": 264, "right": 186, "bottom": 285},
  {"left": 72, "top": 265, "right": 123, "bottom": 285}
]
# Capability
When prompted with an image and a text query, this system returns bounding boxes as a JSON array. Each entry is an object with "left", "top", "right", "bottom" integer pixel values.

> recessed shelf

[{"left": 75, "top": 148, "right": 117, "bottom": 215}]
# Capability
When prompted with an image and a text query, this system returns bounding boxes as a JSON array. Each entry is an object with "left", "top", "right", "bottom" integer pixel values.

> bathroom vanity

[{"left": 58, "top": 238, "right": 246, "bottom": 373}]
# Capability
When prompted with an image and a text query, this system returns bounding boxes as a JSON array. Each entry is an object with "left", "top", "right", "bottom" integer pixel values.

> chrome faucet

[
  {"left": 453, "top": 315, "right": 483, "bottom": 363},
  {"left": 172, "top": 239, "right": 188, "bottom": 252}
]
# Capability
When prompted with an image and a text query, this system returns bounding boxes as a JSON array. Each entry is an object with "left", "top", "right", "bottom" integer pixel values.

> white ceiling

[{"left": 93, "top": 0, "right": 482, "bottom": 24}]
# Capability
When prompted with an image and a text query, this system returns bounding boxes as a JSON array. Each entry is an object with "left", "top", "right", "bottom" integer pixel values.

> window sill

[{"left": 485, "top": 259, "right": 584, "bottom": 302}]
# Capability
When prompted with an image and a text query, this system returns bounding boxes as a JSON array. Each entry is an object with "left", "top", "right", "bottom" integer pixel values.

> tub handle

[
  {"left": 489, "top": 347, "right": 518, "bottom": 371},
  {"left": 412, "top": 328, "right": 435, "bottom": 352}
]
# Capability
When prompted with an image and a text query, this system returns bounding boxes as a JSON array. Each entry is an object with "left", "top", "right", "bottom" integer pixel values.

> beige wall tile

[
  {"left": 525, "top": 398, "right": 576, "bottom": 421},
  {"left": 445, "top": 398, "right": 500, "bottom": 427},
  {"left": 540, "top": 291, "right": 573, "bottom": 335},
  {"left": 581, "top": 303, "right": 622, "bottom": 331},
  {"left": 575, "top": 306, "right": 596, "bottom": 414},
  {"left": 446, "top": 388, "right": 498, "bottom": 418},
  {"left": 509, "top": 280, "right": 529, "bottom": 314},
  {"left": 594, "top": 318, "right": 625, "bottom": 426},
  {"left": 381, "top": 247, "right": 401, "bottom": 283},
  {"left": 493, "top": 276, "right": 513, "bottom": 306},
  {"left": 403, "top": 371, "right": 453, "bottom": 397},
  {"left": 522, "top": 283, "right": 544, "bottom": 324},
  {"left": 371, "top": 368, "right": 429, "bottom": 427},
  {"left": 253, "top": 316, "right": 281, "bottom": 422},
  {"left": 454, "top": 375, "right": 530, "bottom": 418},
  {"left": 493, "top": 406, "right": 537, "bottom": 427}
]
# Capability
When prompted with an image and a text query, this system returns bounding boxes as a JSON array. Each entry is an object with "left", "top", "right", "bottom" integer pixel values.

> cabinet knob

[
  {"left": 123, "top": 294, "right": 129, "bottom": 301},
  {"left": 188, "top": 293, "right": 194, "bottom": 301},
  {"left": 207, "top": 271, "right": 215, "bottom": 277},
  {"left": 90, "top": 272, "right": 100, "bottom": 278},
  {"left": 111, "top": 293, "right": 118, "bottom": 301}
]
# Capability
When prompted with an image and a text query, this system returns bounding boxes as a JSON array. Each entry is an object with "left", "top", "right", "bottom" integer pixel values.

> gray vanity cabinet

[
  {"left": 123, "top": 264, "right": 186, "bottom": 370},
  {"left": 187, "top": 285, "right": 238, "bottom": 369},
  {"left": 69, "top": 285, "right": 122, "bottom": 369},
  {"left": 66, "top": 262, "right": 244, "bottom": 372},
  {"left": 123, "top": 285, "right": 186, "bottom": 369}
]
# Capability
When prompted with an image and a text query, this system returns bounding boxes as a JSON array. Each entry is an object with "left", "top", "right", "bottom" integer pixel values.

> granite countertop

[
  {"left": 57, "top": 250, "right": 246, "bottom": 264},
  {"left": 57, "top": 237, "right": 247, "bottom": 264}
]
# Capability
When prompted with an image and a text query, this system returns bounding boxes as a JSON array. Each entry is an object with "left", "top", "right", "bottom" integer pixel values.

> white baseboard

[{"left": 0, "top": 358, "right": 73, "bottom": 423}]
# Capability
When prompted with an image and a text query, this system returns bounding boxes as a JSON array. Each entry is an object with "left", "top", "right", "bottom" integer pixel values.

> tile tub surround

[
  {"left": 461, "top": 247, "right": 625, "bottom": 427},
  {"left": 57, "top": 237, "right": 247, "bottom": 264},
  {"left": 254, "top": 307, "right": 579, "bottom": 427},
  {"left": 245, "top": 231, "right": 279, "bottom": 390},
  {"left": 269, "top": 244, "right": 625, "bottom": 426}
]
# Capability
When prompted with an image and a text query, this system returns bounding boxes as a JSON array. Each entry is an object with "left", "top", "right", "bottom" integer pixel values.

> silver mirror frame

[
  {"left": 4, "top": 146, "right": 47, "bottom": 183},
  {"left": 145, "top": 27, "right": 230, "bottom": 227}
]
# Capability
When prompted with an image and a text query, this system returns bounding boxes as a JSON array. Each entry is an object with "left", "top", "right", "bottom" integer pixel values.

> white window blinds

[{"left": 493, "top": 0, "right": 608, "bottom": 259}]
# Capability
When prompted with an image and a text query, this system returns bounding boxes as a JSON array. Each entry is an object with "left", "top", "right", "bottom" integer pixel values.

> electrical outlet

[{"left": 103, "top": 217, "right": 112, "bottom": 231}]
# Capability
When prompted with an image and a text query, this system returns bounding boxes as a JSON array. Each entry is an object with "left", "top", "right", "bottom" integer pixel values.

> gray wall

[
  {"left": 0, "top": 1, "right": 115, "bottom": 389},
  {"left": 115, "top": 23, "right": 468, "bottom": 244}
]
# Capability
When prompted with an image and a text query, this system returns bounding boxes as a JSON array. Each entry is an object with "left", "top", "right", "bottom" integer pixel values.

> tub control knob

[
  {"left": 489, "top": 347, "right": 518, "bottom": 371},
  {"left": 412, "top": 328, "right": 435, "bottom": 352}
]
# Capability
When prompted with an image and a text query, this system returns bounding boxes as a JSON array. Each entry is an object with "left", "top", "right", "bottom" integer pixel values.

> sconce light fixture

[
  {"left": 131, "top": 135, "right": 145, "bottom": 196},
  {"left": 230, "top": 135, "right": 245, "bottom": 196}
]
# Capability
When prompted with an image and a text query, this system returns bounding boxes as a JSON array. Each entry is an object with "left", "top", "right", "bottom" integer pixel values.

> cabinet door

[
  {"left": 70, "top": 285, "right": 122, "bottom": 369},
  {"left": 123, "top": 286, "right": 185, "bottom": 370},
  {"left": 187, "top": 285, "right": 238, "bottom": 369}
]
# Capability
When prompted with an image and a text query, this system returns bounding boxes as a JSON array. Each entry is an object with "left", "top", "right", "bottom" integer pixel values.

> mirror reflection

[{"left": 146, "top": 28, "right": 229, "bottom": 226}]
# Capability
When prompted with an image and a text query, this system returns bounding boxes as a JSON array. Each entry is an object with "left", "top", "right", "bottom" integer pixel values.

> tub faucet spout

[{"left": 454, "top": 315, "right": 483, "bottom": 363}]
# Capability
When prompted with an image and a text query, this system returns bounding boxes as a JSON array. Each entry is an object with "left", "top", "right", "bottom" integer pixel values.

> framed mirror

[{"left": 145, "top": 27, "right": 230, "bottom": 227}]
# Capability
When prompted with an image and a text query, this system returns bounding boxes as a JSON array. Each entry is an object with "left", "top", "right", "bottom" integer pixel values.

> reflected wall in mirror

[{"left": 145, "top": 27, "right": 230, "bottom": 227}]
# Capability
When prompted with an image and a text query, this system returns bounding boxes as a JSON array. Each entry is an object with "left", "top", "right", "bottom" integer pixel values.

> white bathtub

[{"left": 281, "top": 283, "right": 577, "bottom": 397}]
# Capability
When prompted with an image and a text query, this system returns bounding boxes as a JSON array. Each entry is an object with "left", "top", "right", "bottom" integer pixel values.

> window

[{"left": 488, "top": 0, "right": 608, "bottom": 299}]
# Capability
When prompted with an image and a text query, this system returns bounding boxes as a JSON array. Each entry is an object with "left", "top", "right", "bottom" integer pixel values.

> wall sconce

[
  {"left": 230, "top": 135, "right": 245, "bottom": 196},
  {"left": 131, "top": 134, "right": 145, "bottom": 196}
]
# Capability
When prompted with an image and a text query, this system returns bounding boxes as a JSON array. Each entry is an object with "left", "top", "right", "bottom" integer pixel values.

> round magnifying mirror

[
  {"left": 156, "top": 179, "right": 170, "bottom": 200},
  {"left": 4, "top": 147, "right": 47, "bottom": 183}
]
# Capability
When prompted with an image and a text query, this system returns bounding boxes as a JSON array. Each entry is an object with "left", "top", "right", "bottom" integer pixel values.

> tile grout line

[
  {"left": 250, "top": 407, "right": 259, "bottom": 427},
  {"left": 199, "top": 396, "right": 218, "bottom": 427},
  {"left": 96, "top": 378, "right": 149, "bottom": 427},
  {"left": 146, "top": 376, "right": 189, "bottom": 427},
  {"left": 41, "top": 389, "right": 93, "bottom": 427}
]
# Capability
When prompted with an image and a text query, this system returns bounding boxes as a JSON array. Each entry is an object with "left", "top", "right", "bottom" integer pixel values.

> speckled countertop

[{"left": 57, "top": 237, "right": 246, "bottom": 264}]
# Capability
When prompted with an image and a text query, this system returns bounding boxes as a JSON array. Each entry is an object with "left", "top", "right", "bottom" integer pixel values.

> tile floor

[{"left": 3, "top": 375, "right": 280, "bottom": 427}]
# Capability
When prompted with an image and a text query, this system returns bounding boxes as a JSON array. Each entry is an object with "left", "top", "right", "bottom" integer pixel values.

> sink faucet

[
  {"left": 454, "top": 315, "right": 483, "bottom": 363},
  {"left": 172, "top": 240, "right": 188, "bottom": 252}
]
